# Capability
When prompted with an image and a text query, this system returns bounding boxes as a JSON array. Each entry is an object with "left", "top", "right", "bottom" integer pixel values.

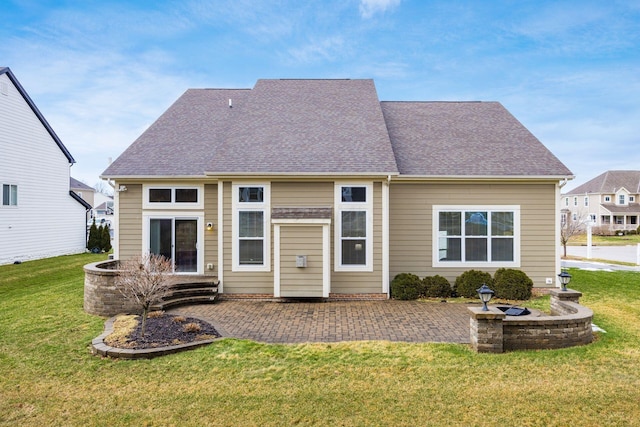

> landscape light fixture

[
  {"left": 558, "top": 271, "right": 572, "bottom": 291},
  {"left": 477, "top": 284, "right": 495, "bottom": 311}
]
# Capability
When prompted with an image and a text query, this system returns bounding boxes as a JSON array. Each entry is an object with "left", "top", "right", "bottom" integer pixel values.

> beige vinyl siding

[
  {"left": 389, "top": 182, "right": 558, "bottom": 287},
  {"left": 116, "top": 183, "right": 143, "bottom": 260},
  {"left": 204, "top": 184, "right": 218, "bottom": 276},
  {"left": 332, "top": 181, "right": 383, "bottom": 294},
  {"left": 222, "top": 181, "right": 273, "bottom": 294},
  {"left": 272, "top": 182, "right": 333, "bottom": 206},
  {"left": 279, "top": 225, "right": 324, "bottom": 297}
]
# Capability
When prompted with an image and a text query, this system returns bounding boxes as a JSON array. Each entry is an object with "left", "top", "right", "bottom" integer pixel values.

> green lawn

[
  {"left": 1, "top": 254, "right": 640, "bottom": 426},
  {"left": 568, "top": 233, "right": 640, "bottom": 246}
]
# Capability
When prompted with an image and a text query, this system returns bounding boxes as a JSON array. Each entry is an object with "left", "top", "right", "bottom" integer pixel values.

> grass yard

[
  {"left": 568, "top": 233, "right": 640, "bottom": 246},
  {"left": 1, "top": 254, "right": 640, "bottom": 426}
]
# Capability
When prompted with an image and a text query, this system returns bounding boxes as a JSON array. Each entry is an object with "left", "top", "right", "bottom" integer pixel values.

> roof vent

[{"left": 228, "top": 98, "right": 232, "bottom": 108}]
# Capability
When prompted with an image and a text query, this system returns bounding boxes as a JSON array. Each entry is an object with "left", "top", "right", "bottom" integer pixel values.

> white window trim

[
  {"left": 273, "top": 218, "right": 331, "bottom": 298},
  {"left": 232, "top": 182, "right": 271, "bottom": 272},
  {"left": 432, "top": 205, "right": 520, "bottom": 268},
  {"left": 142, "top": 211, "right": 205, "bottom": 275},
  {"left": 334, "top": 183, "right": 373, "bottom": 272},
  {"left": 143, "top": 184, "right": 204, "bottom": 209},
  {"left": 2, "top": 183, "right": 18, "bottom": 207}
]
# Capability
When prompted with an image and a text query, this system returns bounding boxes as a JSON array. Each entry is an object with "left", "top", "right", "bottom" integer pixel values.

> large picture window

[
  {"left": 335, "top": 183, "right": 373, "bottom": 272},
  {"left": 233, "top": 183, "right": 270, "bottom": 271},
  {"left": 434, "top": 206, "right": 519, "bottom": 267}
]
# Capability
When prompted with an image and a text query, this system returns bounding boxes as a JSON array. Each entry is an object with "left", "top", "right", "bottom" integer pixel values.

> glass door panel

[
  {"left": 150, "top": 219, "right": 172, "bottom": 260},
  {"left": 175, "top": 219, "right": 198, "bottom": 272}
]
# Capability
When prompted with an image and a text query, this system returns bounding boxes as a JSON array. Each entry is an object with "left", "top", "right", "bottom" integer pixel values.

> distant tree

[
  {"left": 94, "top": 181, "right": 113, "bottom": 196},
  {"left": 560, "top": 209, "right": 591, "bottom": 257},
  {"left": 87, "top": 219, "right": 100, "bottom": 252},
  {"left": 115, "top": 253, "right": 173, "bottom": 337}
]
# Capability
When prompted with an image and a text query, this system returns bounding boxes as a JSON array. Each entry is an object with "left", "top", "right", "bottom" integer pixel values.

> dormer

[{"left": 615, "top": 187, "right": 630, "bottom": 206}]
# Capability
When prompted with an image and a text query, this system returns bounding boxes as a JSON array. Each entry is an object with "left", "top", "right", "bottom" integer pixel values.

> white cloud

[
  {"left": 359, "top": 0, "right": 401, "bottom": 19},
  {"left": 287, "top": 36, "right": 347, "bottom": 64}
]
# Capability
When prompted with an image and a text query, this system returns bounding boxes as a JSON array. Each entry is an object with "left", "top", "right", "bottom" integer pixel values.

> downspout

[{"left": 382, "top": 175, "right": 392, "bottom": 297}]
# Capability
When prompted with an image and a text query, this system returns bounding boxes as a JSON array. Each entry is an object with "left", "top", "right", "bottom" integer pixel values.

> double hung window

[
  {"left": 335, "top": 184, "right": 373, "bottom": 271},
  {"left": 233, "top": 184, "right": 270, "bottom": 271},
  {"left": 434, "top": 206, "right": 519, "bottom": 267}
]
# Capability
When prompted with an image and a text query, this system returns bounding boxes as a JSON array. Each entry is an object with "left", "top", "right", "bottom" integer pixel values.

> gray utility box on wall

[{"left": 296, "top": 255, "right": 307, "bottom": 268}]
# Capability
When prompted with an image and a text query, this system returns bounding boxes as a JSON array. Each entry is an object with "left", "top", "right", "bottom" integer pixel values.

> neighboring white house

[
  {"left": 562, "top": 170, "right": 640, "bottom": 234},
  {"left": 0, "top": 67, "right": 90, "bottom": 265}
]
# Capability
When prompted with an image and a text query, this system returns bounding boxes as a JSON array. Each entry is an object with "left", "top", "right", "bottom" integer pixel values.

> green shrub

[
  {"left": 391, "top": 273, "right": 424, "bottom": 300},
  {"left": 454, "top": 270, "right": 493, "bottom": 298},
  {"left": 493, "top": 268, "right": 533, "bottom": 300},
  {"left": 101, "top": 224, "right": 112, "bottom": 252},
  {"left": 87, "top": 219, "right": 101, "bottom": 252},
  {"left": 422, "top": 275, "right": 452, "bottom": 298}
]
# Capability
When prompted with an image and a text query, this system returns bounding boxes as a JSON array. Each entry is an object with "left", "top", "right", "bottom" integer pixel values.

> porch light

[
  {"left": 558, "top": 271, "right": 572, "bottom": 291},
  {"left": 477, "top": 284, "right": 494, "bottom": 311},
  {"left": 206, "top": 222, "right": 214, "bottom": 231}
]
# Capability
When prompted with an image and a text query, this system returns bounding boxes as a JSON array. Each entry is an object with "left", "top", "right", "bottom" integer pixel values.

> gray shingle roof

[
  {"left": 381, "top": 101, "right": 573, "bottom": 177},
  {"left": 70, "top": 177, "right": 94, "bottom": 191},
  {"left": 102, "top": 79, "right": 572, "bottom": 179},
  {"left": 565, "top": 170, "right": 640, "bottom": 195}
]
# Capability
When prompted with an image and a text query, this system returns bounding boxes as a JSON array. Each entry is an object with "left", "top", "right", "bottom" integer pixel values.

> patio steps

[{"left": 151, "top": 279, "right": 219, "bottom": 311}]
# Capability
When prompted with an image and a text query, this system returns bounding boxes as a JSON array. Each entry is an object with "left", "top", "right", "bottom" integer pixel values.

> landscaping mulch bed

[{"left": 110, "top": 313, "right": 221, "bottom": 349}]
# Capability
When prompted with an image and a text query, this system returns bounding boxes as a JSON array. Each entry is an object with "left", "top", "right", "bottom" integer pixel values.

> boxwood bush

[
  {"left": 391, "top": 273, "right": 424, "bottom": 300},
  {"left": 454, "top": 270, "right": 494, "bottom": 298},
  {"left": 422, "top": 275, "right": 452, "bottom": 298},
  {"left": 493, "top": 268, "right": 533, "bottom": 300}
]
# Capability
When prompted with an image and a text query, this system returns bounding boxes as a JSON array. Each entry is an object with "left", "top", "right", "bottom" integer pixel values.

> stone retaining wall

[
  {"left": 469, "top": 289, "right": 593, "bottom": 353},
  {"left": 84, "top": 260, "right": 138, "bottom": 316}
]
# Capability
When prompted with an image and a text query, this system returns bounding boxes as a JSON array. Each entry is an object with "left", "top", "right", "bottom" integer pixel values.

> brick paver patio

[{"left": 170, "top": 300, "right": 471, "bottom": 344}]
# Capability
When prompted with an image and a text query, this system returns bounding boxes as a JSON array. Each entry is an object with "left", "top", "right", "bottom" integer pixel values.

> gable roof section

[
  {"left": 565, "top": 170, "right": 640, "bottom": 195},
  {"left": 102, "top": 79, "right": 399, "bottom": 177},
  {"left": 70, "top": 177, "right": 94, "bottom": 191},
  {"left": 103, "top": 88, "right": 251, "bottom": 177},
  {"left": 381, "top": 101, "right": 572, "bottom": 177},
  {"left": 0, "top": 67, "right": 75, "bottom": 164},
  {"left": 210, "top": 79, "right": 398, "bottom": 175},
  {"left": 102, "top": 79, "right": 571, "bottom": 180}
]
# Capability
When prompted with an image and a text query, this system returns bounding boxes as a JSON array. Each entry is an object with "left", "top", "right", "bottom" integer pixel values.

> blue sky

[{"left": 2, "top": 0, "right": 639, "bottom": 192}]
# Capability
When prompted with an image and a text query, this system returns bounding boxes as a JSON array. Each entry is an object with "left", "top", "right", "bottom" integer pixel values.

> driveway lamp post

[
  {"left": 558, "top": 271, "right": 572, "bottom": 291},
  {"left": 477, "top": 284, "right": 495, "bottom": 311}
]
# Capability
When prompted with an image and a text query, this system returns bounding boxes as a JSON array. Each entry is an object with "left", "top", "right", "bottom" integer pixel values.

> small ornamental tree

[
  {"left": 101, "top": 224, "right": 112, "bottom": 252},
  {"left": 87, "top": 219, "right": 100, "bottom": 252},
  {"left": 115, "top": 253, "right": 173, "bottom": 337}
]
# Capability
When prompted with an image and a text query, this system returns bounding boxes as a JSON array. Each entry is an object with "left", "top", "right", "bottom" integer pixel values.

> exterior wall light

[
  {"left": 477, "top": 284, "right": 495, "bottom": 311},
  {"left": 558, "top": 271, "right": 572, "bottom": 291},
  {"left": 206, "top": 222, "right": 214, "bottom": 231}
]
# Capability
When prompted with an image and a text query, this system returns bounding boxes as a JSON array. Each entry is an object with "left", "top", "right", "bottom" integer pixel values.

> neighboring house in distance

[
  {"left": 562, "top": 170, "right": 640, "bottom": 234},
  {"left": 70, "top": 177, "right": 95, "bottom": 208},
  {"left": 102, "top": 79, "right": 573, "bottom": 297},
  {"left": 0, "top": 67, "right": 90, "bottom": 265}
]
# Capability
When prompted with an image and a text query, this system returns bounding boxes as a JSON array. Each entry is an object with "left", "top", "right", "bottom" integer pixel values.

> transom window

[
  {"left": 233, "top": 184, "right": 270, "bottom": 271},
  {"left": 2, "top": 184, "right": 17, "bottom": 206},
  {"left": 434, "top": 206, "right": 519, "bottom": 267},
  {"left": 143, "top": 185, "right": 202, "bottom": 209},
  {"left": 335, "top": 184, "right": 373, "bottom": 271}
]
